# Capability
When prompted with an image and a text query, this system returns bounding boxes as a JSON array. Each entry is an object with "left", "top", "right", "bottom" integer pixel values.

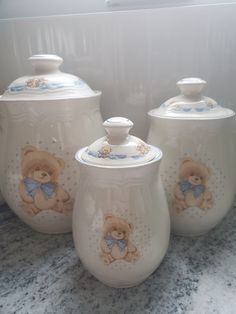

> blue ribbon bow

[
  {"left": 180, "top": 181, "right": 205, "bottom": 198},
  {"left": 23, "top": 177, "right": 56, "bottom": 200},
  {"left": 104, "top": 235, "right": 127, "bottom": 252}
]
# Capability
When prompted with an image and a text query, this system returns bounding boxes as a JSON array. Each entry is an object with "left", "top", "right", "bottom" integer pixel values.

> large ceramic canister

[
  {"left": 0, "top": 54, "right": 104, "bottom": 233},
  {"left": 73, "top": 117, "right": 170, "bottom": 288},
  {"left": 148, "top": 78, "right": 235, "bottom": 236}
]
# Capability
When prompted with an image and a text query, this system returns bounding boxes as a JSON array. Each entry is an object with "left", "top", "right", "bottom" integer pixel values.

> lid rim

[
  {"left": 148, "top": 109, "right": 235, "bottom": 120},
  {"left": 75, "top": 146, "right": 162, "bottom": 169},
  {"left": 0, "top": 90, "right": 102, "bottom": 102}
]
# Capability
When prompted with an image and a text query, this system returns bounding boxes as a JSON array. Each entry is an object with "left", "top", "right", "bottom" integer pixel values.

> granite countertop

[{"left": 1, "top": 202, "right": 236, "bottom": 314}]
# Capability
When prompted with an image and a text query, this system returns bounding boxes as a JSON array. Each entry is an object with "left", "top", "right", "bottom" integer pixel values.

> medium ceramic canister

[
  {"left": 73, "top": 117, "right": 170, "bottom": 288},
  {"left": 0, "top": 54, "right": 104, "bottom": 233},
  {"left": 148, "top": 78, "right": 235, "bottom": 236}
]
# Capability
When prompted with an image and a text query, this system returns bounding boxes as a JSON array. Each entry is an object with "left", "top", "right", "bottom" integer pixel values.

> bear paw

[
  {"left": 61, "top": 199, "right": 73, "bottom": 215},
  {"left": 200, "top": 200, "right": 213, "bottom": 210},
  {"left": 174, "top": 199, "right": 188, "bottom": 212},
  {"left": 22, "top": 204, "right": 41, "bottom": 216},
  {"left": 125, "top": 250, "right": 139, "bottom": 263},
  {"left": 100, "top": 253, "right": 114, "bottom": 265},
  {"left": 53, "top": 199, "right": 73, "bottom": 215}
]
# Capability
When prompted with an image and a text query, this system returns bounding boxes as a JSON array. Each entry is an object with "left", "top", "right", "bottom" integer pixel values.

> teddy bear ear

[
  {"left": 128, "top": 223, "right": 134, "bottom": 232},
  {"left": 206, "top": 165, "right": 211, "bottom": 177},
  {"left": 104, "top": 213, "right": 114, "bottom": 221},
  {"left": 22, "top": 145, "right": 37, "bottom": 157},
  {"left": 56, "top": 157, "right": 65, "bottom": 170},
  {"left": 181, "top": 157, "right": 193, "bottom": 164}
]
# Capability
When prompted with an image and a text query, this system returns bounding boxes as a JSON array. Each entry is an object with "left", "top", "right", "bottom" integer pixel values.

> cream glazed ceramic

[
  {"left": 73, "top": 117, "right": 170, "bottom": 288},
  {"left": 0, "top": 54, "right": 104, "bottom": 233},
  {"left": 148, "top": 78, "right": 235, "bottom": 236}
]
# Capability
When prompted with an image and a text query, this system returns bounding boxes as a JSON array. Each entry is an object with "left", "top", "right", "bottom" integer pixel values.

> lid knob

[
  {"left": 177, "top": 77, "right": 206, "bottom": 98},
  {"left": 103, "top": 117, "right": 133, "bottom": 144},
  {"left": 28, "top": 54, "right": 63, "bottom": 75}
]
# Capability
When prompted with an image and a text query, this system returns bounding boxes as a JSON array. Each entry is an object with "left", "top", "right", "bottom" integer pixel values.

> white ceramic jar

[
  {"left": 73, "top": 117, "right": 170, "bottom": 288},
  {"left": 0, "top": 54, "right": 104, "bottom": 233},
  {"left": 148, "top": 78, "right": 235, "bottom": 236}
]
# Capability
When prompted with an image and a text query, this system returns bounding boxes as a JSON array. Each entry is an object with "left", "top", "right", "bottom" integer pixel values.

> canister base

[
  {"left": 86, "top": 265, "right": 159, "bottom": 289},
  {"left": 98, "top": 279, "right": 146, "bottom": 289},
  {"left": 30, "top": 226, "right": 72, "bottom": 234},
  {"left": 172, "top": 230, "right": 209, "bottom": 237}
]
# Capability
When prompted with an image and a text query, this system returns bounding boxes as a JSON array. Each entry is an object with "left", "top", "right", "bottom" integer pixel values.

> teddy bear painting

[
  {"left": 19, "top": 145, "right": 71, "bottom": 215},
  {"left": 100, "top": 213, "right": 139, "bottom": 265},
  {"left": 174, "top": 157, "right": 214, "bottom": 211}
]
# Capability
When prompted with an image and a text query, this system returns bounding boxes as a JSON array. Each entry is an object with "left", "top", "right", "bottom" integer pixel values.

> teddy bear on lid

[
  {"left": 19, "top": 145, "right": 71, "bottom": 215},
  {"left": 174, "top": 157, "right": 213, "bottom": 211},
  {"left": 100, "top": 213, "right": 139, "bottom": 265}
]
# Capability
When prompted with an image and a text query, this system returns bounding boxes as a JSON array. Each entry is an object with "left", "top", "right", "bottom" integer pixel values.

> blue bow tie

[
  {"left": 104, "top": 235, "right": 127, "bottom": 252},
  {"left": 180, "top": 181, "right": 205, "bottom": 198},
  {"left": 23, "top": 177, "right": 56, "bottom": 200}
]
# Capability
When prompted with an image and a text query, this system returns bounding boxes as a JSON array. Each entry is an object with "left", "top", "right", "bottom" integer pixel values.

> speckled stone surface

[{"left": 1, "top": 201, "right": 236, "bottom": 314}]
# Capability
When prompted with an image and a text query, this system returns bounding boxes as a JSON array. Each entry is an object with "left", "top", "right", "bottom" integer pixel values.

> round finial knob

[
  {"left": 103, "top": 117, "right": 133, "bottom": 144},
  {"left": 177, "top": 77, "right": 206, "bottom": 98},
  {"left": 28, "top": 54, "right": 63, "bottom": 75}
]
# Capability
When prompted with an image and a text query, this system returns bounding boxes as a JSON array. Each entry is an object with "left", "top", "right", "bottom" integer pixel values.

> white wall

[
  {"left": 0, "top": 0, "right": 235, "bottom": 18},
  {"left": 0, "top": 4, "right": 236, "bottom": 139}
]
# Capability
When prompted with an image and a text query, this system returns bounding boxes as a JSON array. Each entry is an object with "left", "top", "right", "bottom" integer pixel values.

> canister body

[
  {"left": 1, "top": 95, "right": 104, "bottom": 233},
  {"left": 73, "top": 160, "right": 170, "bottom": 288},
  {"left": 148, "top": 117, "right": 235, "bottom": 236}
]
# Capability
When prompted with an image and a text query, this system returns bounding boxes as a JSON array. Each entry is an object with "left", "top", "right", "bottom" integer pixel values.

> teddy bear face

[
  {"left": 189, "top": 174, "right": 202, "bottom": 185},
  {"left": 179, "top": 158, "right": 210, "bottom": 186},
  {"left": 110, "top": 224, "right": 128, "bottom": 240},
  {"left": 27, "top": 164, "right": 56, "bottom": 184},
  {"left": 105, "top": 221, "right": 129, "bottom": 240},
  {"left": 187, "top": 169, "right": 204, "bottom": 186},
  {"left": 103, "top": 214, "right": 133, "bottom": 240},
  {"left": 21, "top": 145, "right": 65, "bottom": 183}
]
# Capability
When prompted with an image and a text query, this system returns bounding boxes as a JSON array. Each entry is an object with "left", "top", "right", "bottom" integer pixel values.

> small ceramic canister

[
  {"left": 148, "top": 78, "right": 235, "bottom": 236},
  {"left": 73, "top": 117, "right": 170, "bottom": 288},
  {"left": 0, "top": 54, "right": 104, "bottom": 233}
]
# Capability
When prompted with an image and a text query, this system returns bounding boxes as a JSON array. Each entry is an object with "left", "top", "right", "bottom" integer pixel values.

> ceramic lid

[
  {"left": 1, "top": 54, "right": 99, "bottom": 101},
  {"left": 76, "top": 117, "right": 162, "bottom": 167},
  {"left": 149, "top": 77, "right": 235, "bottom": 120}
]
